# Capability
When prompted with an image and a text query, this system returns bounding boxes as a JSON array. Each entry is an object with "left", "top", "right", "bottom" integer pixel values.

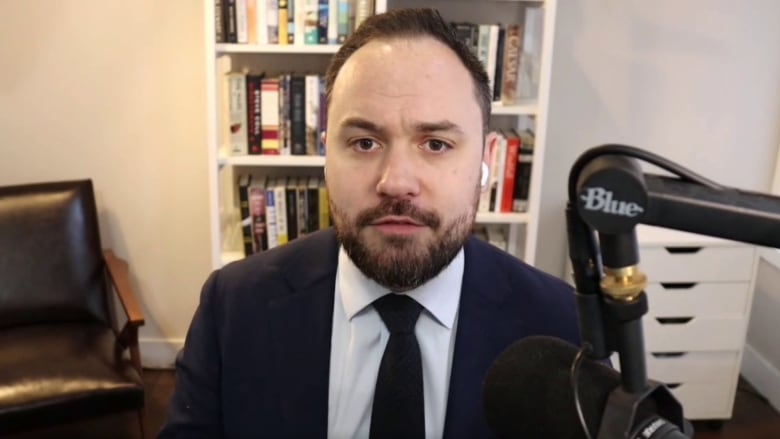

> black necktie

[{"left": 370, "top": 294, "right": 425, "bottom": 439}]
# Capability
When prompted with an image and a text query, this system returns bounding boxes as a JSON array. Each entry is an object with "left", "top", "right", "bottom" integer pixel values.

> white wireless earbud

[{"left": 481, "top": 162, "right": 489, "bottom": 187}]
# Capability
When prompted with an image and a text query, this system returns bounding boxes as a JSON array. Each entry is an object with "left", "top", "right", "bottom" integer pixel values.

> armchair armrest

[{"left": 103, "top": 249, "right": 145, "bottom": 372}]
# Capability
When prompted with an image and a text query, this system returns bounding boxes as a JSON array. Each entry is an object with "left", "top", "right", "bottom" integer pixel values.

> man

[{"left": 161, "top": 8, "right": 579, "bottom": 438}]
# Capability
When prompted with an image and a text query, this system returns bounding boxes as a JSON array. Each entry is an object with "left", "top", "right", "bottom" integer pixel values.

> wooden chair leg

[{"left": 138, "top": 407, "right": 147, "bottom": 439}]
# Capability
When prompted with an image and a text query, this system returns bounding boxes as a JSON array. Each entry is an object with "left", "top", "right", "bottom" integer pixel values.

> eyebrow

[{"left": 339, "top": 117, "right": 465, "bottom": 136}]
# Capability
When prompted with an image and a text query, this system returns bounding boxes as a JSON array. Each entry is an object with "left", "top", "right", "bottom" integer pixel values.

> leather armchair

[{"left": 0, "top": 180, "right": 146, "bottom": 436}]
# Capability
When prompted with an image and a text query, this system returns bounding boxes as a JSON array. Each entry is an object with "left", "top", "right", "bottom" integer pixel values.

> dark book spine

[
  {"left": 215, "top": 0, "right": 226, "bottom": 43},
  {"left": 285, "top": 184, "right": 298, "bottom": 240},
  {"left": 238, "top": 175, "right": 253, "bottom": 256},
  {"left": 318, "top": 0, "right": 329, "bottom": 44},
  {"left": 290, "top": 75, "right": 307, "bottom": 155},
  {"left": 226, "top": 0, "right": 238, "bottom": 43},
  {"left": 246, "top": 74, "right": 263, "bottom": 155},
  {"left": 493, "top": 27, "right": 505, "bottom": 101},
  {"left": 307, "top": 183, "right": 319, "bottom": 232}
]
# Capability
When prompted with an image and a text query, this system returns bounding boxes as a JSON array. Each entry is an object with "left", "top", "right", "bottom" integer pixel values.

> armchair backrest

[{"left": 0, "top": 180, "right": 111, "bottom": 328}]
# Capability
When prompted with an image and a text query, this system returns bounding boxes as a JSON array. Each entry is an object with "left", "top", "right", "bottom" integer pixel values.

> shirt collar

[{"left": 336, "top": 245, "right": 464, "bottom": 329}]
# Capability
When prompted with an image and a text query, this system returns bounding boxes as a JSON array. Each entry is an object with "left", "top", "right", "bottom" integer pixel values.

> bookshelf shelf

[
  {"left": 219, "top": 155, "right": 326, "bottom": 167},
  {"left": 476, "top": 212, "right": 529, "bottom": 224},
  {"left": 216, "top": 44, "right": 341, "bottom": 54},
  {"left": 490, "top": 101, "right": 538, "bottom": 116}
]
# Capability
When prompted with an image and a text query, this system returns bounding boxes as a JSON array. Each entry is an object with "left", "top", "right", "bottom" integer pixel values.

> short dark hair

[{"left": 325, "top": 8, "right": 492, "bottom": 135}]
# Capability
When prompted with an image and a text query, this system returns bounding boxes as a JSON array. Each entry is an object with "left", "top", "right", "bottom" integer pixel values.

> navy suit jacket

[{"left": 160, "top": 228, "right": 580, "bottom": 438}]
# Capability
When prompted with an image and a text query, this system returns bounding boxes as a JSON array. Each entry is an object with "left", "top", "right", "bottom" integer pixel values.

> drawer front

[
  {"left": 639, "top": 246, "right": 754, "bottom": 282},
  {"left": 644, "top": 282, "right": 751, "bottom": 317},
  {"left": 608, "top": 353, "right": 737, "bottom": 420},
  {"left": 642, "top": 316, "right": 747, "bottom": 352},
  {"left": 644, "top": 351, "right": 739, "bottom": 384},
  {"left": 669, "top": 381, "right": 735, "bottom": 419}
]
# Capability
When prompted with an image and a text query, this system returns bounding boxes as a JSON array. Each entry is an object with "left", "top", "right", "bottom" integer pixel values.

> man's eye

[
  {"left": 354, "top": 138, "right": 377, "bottom": 151},
  {"left": 423, "top": 139, "right": 452, "bottom": 153}
]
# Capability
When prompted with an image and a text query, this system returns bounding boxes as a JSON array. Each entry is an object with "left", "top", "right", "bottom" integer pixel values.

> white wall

[
  {"left": 537, "top": 0, "right": 780, "bottom": 276},
  {"left": 537, "top": 0, "right": 780, "bottom": 409},
  {"left": 0, "top": 1, "right": 211, "bottom": 367}
]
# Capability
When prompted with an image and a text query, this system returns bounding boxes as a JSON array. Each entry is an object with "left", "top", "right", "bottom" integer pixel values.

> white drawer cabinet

[{"left": 635, "top": 225, "right": 758, "bottom": 420}]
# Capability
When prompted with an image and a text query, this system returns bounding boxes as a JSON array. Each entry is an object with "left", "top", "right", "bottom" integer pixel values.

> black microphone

[{"left": 482, "top": 336, "right": 690, "bottom": 439}]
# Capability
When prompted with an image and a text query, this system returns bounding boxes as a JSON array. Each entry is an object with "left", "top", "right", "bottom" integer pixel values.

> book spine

[
  {"left": 306, "top": 177, "right": 319, "bottom": 233},
  {"left": 304, "top": 0, "right": 319, "bottom": 44},
  {"left": 478, "top": 131, "right": 499, "bottom": 212},
  {"left": 318, "top": 179, "right": 330, "bottom": 229},
  {"left": 337, "top": 0, "right": 348, "bottom": 43},
  {"left": 266, "top": 0, "right": 279, "bottom": 44},
  {"left": 500, "top": 23, "right": 523, "bottom": 105},
  {"left": 215, "top": 0, "right": 226, "bottom": 43},
  {"left": 247, "top": 0, "right": 258, "bottom": 43},
  {"left": 236, "top": 0, "right": 248, "bottom": 43},
  {"left": 285, "top": 178, "right": 298, "bottom": 240},
  {"left": 248, "top": 184, "right": 268, "bottom": 252},
  {"left": 318, "top": 0, "right": 329, "bottom": 44},
  {"left": 290, "top": 75, "right": 307, "bottom": 155},
  {"left": 304, "top": 75, "right": 319, "bottom": 155},
  {"left": 265, "top": 184, "right": 279, "bottom": 248},
  {"left": 274, "top": 183, "right": 288, "bottom": 245},
  {"left": 278, "top": 0, "right": 289, "bottom": 44},
  {"left": 228, "top": 73, "right": 248, "bottom": 155},
  {"left": 318, "top": 76, "right": 326, "bottom": 155},
  {"left": 246, "top": 74, "right": 263, "bottom": 155},
  {"left": 499, "top": 131, "right": 519, "bottom": 213},
  {"left": 226, "top": 0, "right": 238, "bottom": 43},
  {"left": 296, "top": 178, "right": 308, "bottom": 236},
  {"left": 261, "top": 78, "right": 281, "bottom": 154},
  {"left": 354, "top": 0, "right": 373, "bottom": 31},
  {"left": 327, "top": 0, "right": 338, "bottom": 44},
  {"left": 491, "top": 132, "right": 507, "bottom": 212},
  {"left": 279, "top": 74, "right": 291, "bottom": 155},
  {"left": 238, "top": 174, "right": 253, "bottom": 256}
]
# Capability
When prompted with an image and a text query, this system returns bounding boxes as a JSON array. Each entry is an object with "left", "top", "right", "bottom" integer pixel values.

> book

[
  {"left": 318, "top": 178, "right": 330, "bottom": 229},
  {"left": 248, "top": 182, "right": 268, "bottom": 253},
  {"left": 225, "top": 0, "right": 238, "bottom": 43},
  {"left": 305, "top": 75, "right": 320, "bottom": 155},
  {"left": 228, "top": 72, "right": 248, "bottom": 155},
  {"left": 278, "top": 0, "right": 289, "bottom": 44},
  {"left": 215, "top": 0, "right": 226, "bottom": 43},
  {"left": 237, "top": 174, "right": 253, "bottom": 256},
  {"left": 261, "top": 78, "right": 281, "bottom": 154},
  {"left": 273, "top": 179, "right": 289, "bottom": 245},
  {"left": 307, "top": 177, "right": 320, "bottom": 233},
  {"left": 499, "top": 130, "right": 520, "bottom": 213},
  {"left": 512, "top": 129, "right": 534, "bottom": 212},
  {"left": 265, "top": 177, "right": 279, "bottom": 249},
  {"left": 304, "top": 0, "right": 320, "bottom": 44},
  {"left": 236, "top": 0, "right": 248, "bottom": 43},
  {"left": 285, "top": 177, "right": 299, "bottom": 240},
  {"left": 246, "top": 73, "right": 263, "bottom": 155},
  {"left": 290, "top": 75, "right": 307, "bottom": 155},
  {"left": 500, "top": 22, "right": 524, "bottom": 106}
]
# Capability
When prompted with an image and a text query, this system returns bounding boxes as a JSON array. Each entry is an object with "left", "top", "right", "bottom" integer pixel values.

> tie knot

[{"left": 373, "top": 294, "right": 423, "bottom": 334}]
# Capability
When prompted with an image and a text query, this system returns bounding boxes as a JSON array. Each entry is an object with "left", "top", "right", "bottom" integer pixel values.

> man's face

[{"left": 324, "top": 36, "right": 484, "bottom": 291}]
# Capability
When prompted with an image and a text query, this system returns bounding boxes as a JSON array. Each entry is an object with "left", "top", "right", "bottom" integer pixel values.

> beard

[{"left": 330, "top": 186, "right": 480, "bottom": 292}]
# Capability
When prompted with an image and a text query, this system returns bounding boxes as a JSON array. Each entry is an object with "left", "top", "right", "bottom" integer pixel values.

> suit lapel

[
  {"left": 443, "top": 237, "right": 527, "bottom": 439},
  {"left": 267, "top": 229, "right": 339, "bottom": 437}
]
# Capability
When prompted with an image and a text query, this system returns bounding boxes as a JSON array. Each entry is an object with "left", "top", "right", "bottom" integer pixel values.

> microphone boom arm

[{"left": 567, "top": 144, "right": 780, "bottom": 438}]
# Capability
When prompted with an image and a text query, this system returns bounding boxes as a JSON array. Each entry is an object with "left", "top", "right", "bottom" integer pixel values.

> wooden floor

[{"left": 7, "top": 369, "right": 780, "bottom": 438}]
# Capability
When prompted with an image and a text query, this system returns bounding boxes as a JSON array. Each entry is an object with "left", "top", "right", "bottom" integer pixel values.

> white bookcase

[{"left": 204, "top": 0, "right": 557, "bottom": 269}]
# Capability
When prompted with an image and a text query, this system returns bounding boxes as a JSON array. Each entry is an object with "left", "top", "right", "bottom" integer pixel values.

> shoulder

[
  {"left": 465, "top": 235, "right": 573, "bottom": 298},
  {"left": 202, "top": 228, "right": 339, "bottom": 304},
  {"left": 464, "top": 236, "right": 579, "bottom": 342}
]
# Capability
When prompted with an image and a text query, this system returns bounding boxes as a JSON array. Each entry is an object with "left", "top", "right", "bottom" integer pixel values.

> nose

[{"left": 375, "top": 149, "right": 421, "bottom": 199}]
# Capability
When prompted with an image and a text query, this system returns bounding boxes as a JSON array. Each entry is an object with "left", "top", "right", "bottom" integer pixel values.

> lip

[{"left": 370, "top": 216, "right": 424, "bottom": 226}]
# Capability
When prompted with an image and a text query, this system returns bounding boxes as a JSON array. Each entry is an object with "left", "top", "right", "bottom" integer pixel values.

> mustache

[{"left": 355, "top": 199, "right": 441, "bottom": 230}]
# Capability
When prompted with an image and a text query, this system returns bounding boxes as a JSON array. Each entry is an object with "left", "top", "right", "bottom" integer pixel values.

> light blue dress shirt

[{"left": 327, "top": 246, "right": 464, "bottom": 439}]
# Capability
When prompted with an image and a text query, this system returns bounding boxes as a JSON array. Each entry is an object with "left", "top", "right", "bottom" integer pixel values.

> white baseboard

[
  {"left": 741, "top": 343, "right": 780, "bottom": 411},
  {"left": 139, "top": 338, "right": 184, "bottom": 369}
]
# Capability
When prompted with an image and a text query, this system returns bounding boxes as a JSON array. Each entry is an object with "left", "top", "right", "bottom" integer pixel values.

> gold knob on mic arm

[{"left": 600, "top": 265, "right": 647, "bottom": 302}]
